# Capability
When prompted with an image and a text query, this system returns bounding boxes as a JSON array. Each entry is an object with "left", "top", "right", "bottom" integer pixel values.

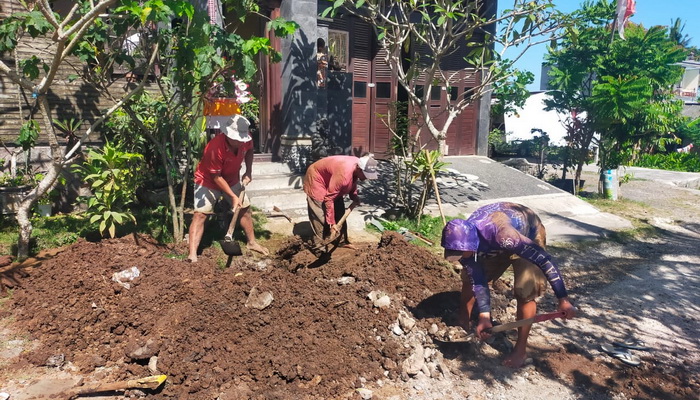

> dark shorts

[{"left": 306, "top": 196, "right": 349, "bottom": 244}]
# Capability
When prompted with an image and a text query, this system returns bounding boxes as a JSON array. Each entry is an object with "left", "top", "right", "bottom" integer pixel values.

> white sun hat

[
  {"left": 358, "top": 154, "right": 379, "bottom": 180},
  {"left": 224, "top": 115, "right": 252, "bottom": 142}
]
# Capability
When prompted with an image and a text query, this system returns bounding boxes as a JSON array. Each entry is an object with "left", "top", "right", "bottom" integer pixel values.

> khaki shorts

[
  {"left": 462, "top": 252, "right": 547, "bottom": 303},
  {"left": 193, "top": 183, "right": 250, "bottom": 214}
]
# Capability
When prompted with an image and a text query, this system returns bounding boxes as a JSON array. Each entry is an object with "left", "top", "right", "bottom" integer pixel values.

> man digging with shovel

[
  {"left": 187, "top": 115, "right": 269, "bottom": 263},
  {"left": 442, "top": 202, "right": 577, "bottom": 368},
  {"left": 303, "top": 154, "right": 378, "bottom": 250}
]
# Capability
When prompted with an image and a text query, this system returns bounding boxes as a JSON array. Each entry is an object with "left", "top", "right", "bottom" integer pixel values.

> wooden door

[
  {"left": 349, "top": 19, "right": 397, "bottom": 158},
  {"left": 349, "top": 20, "right": 372, "bottom": 156}
]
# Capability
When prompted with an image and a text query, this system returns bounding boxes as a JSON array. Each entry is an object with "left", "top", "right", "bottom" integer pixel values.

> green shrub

[
  {"left": 632, "top": 152, "right": 700, "bottom": 172},
  {"left": 73, "top": 142, "right": 145, "bottom": 238}
]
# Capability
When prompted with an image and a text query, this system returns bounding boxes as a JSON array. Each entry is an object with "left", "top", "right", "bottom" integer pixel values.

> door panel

[
  {"left": 350, "top": 20, "right": 372, "bottom": 156},
  {"left": 370, "top": 46, "right": 397, "bottom": 157}
]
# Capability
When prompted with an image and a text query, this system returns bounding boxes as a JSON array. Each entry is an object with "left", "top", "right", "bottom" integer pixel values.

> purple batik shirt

[{"left": 441, "top": 202, "right": 568, "bottom": 314}]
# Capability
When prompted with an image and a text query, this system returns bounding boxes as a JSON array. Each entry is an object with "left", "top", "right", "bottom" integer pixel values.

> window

[
  {"left": 328, "top": 30, "right": 348, "bottom": 72},
  {"left": 375, "top": 82, "right": 391, "bottom": 98},
  {"left": 449, "top": 86, "right": 459, "bottom": 101},
  {"left": 354, "top": 81, "right": 367, "bottom": 98},
  {"left": 430, "top": 86, "right": 441, "bottom": 101}
]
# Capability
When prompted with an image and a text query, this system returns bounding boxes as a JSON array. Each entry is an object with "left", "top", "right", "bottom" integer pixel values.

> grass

[
  {"left": 0, "top": 203, "right": 272, "bottom": 258},
  {"left": 367, "top": 213, "right": 464, "bottom": 254},
  {"left": 580, "top": 195, "right": 662, "bottom": 242}
]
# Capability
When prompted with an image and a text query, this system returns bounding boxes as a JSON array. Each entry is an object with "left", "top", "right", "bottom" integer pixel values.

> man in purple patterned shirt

[{"left": 442, "top": 202, "right": 577, "bottom": 368}]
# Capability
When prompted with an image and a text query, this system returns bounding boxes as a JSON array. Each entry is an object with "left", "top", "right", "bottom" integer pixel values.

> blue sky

[{"left": 504, "top": 0, "right": 700, "bottom": 90}]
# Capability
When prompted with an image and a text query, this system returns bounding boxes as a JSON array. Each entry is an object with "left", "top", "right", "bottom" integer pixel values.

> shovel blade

[{"left": 220, "top": 239, "right": 243, "bottom": 256}]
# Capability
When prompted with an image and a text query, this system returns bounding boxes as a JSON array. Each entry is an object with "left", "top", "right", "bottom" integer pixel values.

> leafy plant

[
  {"left": 73, "top": 142, "right": 144, "bottom": 238},
  {"left": 633, "top": 152, "right": 700, "bottom": 172},
  {"left": 405, "top": 149, "right": 449, "bottom": 224}
]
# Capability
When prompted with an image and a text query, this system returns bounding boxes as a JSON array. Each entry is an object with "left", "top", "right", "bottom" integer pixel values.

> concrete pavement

[{"left": 263, "top": 156, "right": 700, "bottom": 245}]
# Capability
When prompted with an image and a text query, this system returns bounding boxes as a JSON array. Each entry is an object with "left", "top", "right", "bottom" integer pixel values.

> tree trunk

[
  {"left": 438, "top": 138, "right": 448, "bottom": 157},
  {"left": 14, "top": 95, "right": 64, "bottom": 258}
]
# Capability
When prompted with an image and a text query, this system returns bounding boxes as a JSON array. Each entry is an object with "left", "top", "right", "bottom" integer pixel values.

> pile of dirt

[{"left": 6, "top": 232, "right": 461, "bottom": 399}]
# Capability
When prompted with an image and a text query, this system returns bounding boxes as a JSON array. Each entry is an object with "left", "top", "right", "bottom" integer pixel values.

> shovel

[
  {"left": 67, "top": 374, "right": 167, "bottom": 399},
  {"left": 219, "top": 183, "right": 247, "bottom": 257},
  {"left": 434, "top": 311, "right": 567, "bottom": 343},
  {"left": 309, "top": 205, "right": 355, "bottom": 254}
]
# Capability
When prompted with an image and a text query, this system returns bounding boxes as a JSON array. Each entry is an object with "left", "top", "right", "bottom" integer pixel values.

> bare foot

[
  {"left": 186, "top": 256, "right": 197, "bottom": 263},
  {"left": 341, "top": 243, "right": 358, "bottom": 250},
  {"left": 502, "top": 348, "right": 528, "bottom": 368},
  {"left": 247, "top": 242, "right": 269, "bottom": 256}
]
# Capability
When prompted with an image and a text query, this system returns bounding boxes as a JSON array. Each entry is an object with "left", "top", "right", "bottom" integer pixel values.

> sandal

[
  {"left": 600, "top": 344, "right": 641, "bottom": 367},
  {"left": 612, "top": 339, "right": 650, "bottom": 351}
]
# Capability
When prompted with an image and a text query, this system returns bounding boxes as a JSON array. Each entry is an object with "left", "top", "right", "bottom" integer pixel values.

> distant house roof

[
  {"left": 503, "top": 91, "right": 582, "bottom": 146},
  {"left": 675, "top": 60, "right": 700, "bottom": 70}
]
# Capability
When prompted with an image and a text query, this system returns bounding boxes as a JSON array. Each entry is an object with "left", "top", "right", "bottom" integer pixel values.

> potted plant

[{"left": 0, "top": 172, "right": 34, "bottom": 215}]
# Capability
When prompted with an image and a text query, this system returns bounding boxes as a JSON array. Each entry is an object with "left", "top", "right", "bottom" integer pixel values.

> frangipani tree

[
  {"left": 0, "top": 0, "right": 296, "bottom": 257},
  {"left": 323, "top": 0, "right": 571, "bottom": 155}
]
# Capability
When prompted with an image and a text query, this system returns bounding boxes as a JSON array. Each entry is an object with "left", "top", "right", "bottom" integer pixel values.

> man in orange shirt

[
  {"left": 188, "top": 115, "right": 268, "bottom": 262},
  {"left": 303, "top": 154, "right": 378, "bottom": 248}
]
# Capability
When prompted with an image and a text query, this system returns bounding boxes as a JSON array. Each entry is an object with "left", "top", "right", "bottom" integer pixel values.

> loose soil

[{"left": 1, "top": 171, "right": 699, "bottom": 400}]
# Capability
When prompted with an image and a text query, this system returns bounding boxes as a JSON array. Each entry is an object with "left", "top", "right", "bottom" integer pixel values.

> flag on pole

[{"left": 616, "top": 0, "right": 637, "bottom": 39}]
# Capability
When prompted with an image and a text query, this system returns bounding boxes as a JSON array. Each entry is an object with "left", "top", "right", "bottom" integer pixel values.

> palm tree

[{"left": 669, "top": 18, "right": 692, "bottom": 48}]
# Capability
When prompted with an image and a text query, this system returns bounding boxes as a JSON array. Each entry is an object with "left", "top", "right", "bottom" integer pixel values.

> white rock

[
  {"left": 397, "top": 311, "right": 416, "bottom": 332},
  {"left": 373, "top": 295, "right": 391, "bottom": 308},
  {"left": 148, "top": 356, "right": 158, "bottom": 373},
  {"left": 401, "top": 344, "right": 425, "bottom": 376},
  {"left": 0, "top": 392, "right": 9, "bottom": 400},
  {"left": 356, "top": 388, "right": 373, "bottom": 399},
  {"left": 245, "top": 287, "right": 274, "bottom": 310},
  {"left": 429, "top": 324, "right": 439, "bottom": 335},
  {"left": 392, "top": 325, "right": 404, "bottom": 336},
  {"left": 337, "top": 276, "right": 356, "bottom": 285},
  {"left": 368, "top": 290, "right": 391, "bottom": 307}
]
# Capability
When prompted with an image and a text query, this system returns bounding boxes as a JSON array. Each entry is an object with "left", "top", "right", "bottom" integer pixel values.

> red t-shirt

[{"left": 194, "top": 134, "right": 253, "bottom": 189}]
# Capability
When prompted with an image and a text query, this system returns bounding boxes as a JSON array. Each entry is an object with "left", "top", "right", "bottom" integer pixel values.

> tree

[
  {"left": 73, "top": 1, "right": 296, "bottom": 243},
  {"left": 544, "top": 0, "right": 686, "bottom": 196},
  {"left": 322, "top": 0, "right": 570, "bottom": 156},
  {"left": 0, "top": 1, "right": 296, "bottom": 257}
]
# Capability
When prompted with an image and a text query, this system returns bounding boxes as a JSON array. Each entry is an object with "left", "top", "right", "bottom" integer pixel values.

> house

[
  {"left": 0, "top": 0, "right": 493, "bottom": 174},
  {"left": 674, "top": 58, "right": 700, "bottom": 104}
]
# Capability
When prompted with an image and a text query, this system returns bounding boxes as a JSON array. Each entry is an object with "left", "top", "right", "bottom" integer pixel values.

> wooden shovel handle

[
  {"left": 489, "top": 311, "right": 566, "bottom": 333},
  {"left": 323, "top": 205, "right": 354, "bottom": 245},
  {"left": 224, "top": 183, "right": 247, "bottom": 241}
]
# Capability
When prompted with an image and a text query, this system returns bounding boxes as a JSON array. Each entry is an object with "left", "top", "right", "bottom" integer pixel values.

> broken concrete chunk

[
  {"left": 148, "top": 356, "right": 158, "bottom": 373},
  {"left": 337, "top": 276, "right": 356, "bottom": 285},
  {"left": 397, "top": 311, "right": 416, "bottom": 333},
  {"left": 356, "top": 388, "right": 373, "bottom": 399},
  {"left": 401, "top": 344, "right": 425, "bottom": 376},
  {"left": 125, "top": 338, "right": 160, "bottom": 361},
  {"left": 46, "top": 354, "right": 65, "bottom": 368},
  {"left": 367, "top": 291, "right": 391, "bottom": 308},
  {"left": 245, "top": 287, "right": 274, "bottom": 310}
]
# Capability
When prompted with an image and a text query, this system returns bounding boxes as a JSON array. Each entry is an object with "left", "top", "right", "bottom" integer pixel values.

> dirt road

[{"left": 1, "top": 171, "right": 698, "bottom": 400}]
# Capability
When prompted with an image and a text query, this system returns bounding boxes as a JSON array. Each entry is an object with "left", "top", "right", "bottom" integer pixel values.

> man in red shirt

[
  {"left": 187, "top": 115, "right": 268, "bottom": 262},
  {"left": 303, "top": 154, "right": 378, "bottom": 248}
]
